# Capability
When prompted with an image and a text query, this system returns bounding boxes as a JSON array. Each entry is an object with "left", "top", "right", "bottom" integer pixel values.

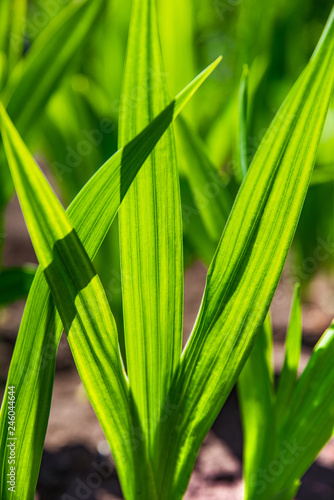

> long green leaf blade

[
  {"left": 157, "top": 9, "right": 334, "bottom": 498},
  {"left": 237, "top": 316, "right": 275, "bottom": 500},
  {"left": 0, "top": 0, "right": 11, "bottom": 56},
  {"left": 275, "top": 284, "right": 302, "bottom": 422},
  {"left": 0, "top": 0, "right": 106, "bottom": 210},
  {"left": 237, "top": 64, "right": 249, "bottom": 181},
  {"left": 157, "top": 0, "right": 195, "bottom": 121},
  {"left": 273, "top": 325, "right": 334, "bottom": 498},
  {"left": 4, "top": 0, "right": 105, "bottom": 131},
  {"left": 0, "top": 61, "right": 220, "bottom": 500},
  {"left": 236, "top": 67, "right": 276, "bottom": 500},
  {"left": 7, "top": 0, "right": 27, "bottom": 73},
  {"left": 118, "top": 0, "right": 183, "bottom": 453},
  {"left": 0, "top": 103, "right": 154, "bottom": 500}
]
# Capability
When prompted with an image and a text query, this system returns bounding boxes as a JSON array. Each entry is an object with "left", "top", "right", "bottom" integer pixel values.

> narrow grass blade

[
  {"left": 0, "top": 266, "right": 36, "bottom": 306},
  {"left": 206, "top": 95, "right": 236, "bottom": 167},
  {"left": 157, "top": 9, "right": 334, "bottom": 498},
  {"left": 271, "top": 324, "right": 334, "bottom": 499},
  {"left": 0, "top": 52, "right": 6, "bottom": 91},
  {"left": 0, "top": 0, "right": 106, "bottom": 210},
  {"left": 237, "top": 316, "right": 275, "bottom": 500},
  {"left": 118, "top": 0, "right": 181, "bottom": 453},
  {"left": 275, "top": 284, "right": 302, "bottom": 421},
  {"left": 237, "top": 64, "right": 249, "bottom": 181},
  {"left": 0, "top": 105, "right": 161, "bottom": 500},
  {"left": 0, "top": 62, "right": 219, "bottom": 500},
  {"left": 0, "top": 0, "right": 11, "bottom": 56},
  {"left": 176, "top": 116, "right": 231, "bottom": 253},
  {"left": 157, "top": 0, "right": 195, "bottom": 121},
  {"left": 206, "top": 56, "right": 267, "bottom": 169},
  {"left": 235, "top": 67, "right": 276, "bottom": 499},
  {"left": 7, "top": 0, "right": 27, "bottom": 73},
  {"left": 4, "top": 0, "right": 105, "bottom": 134}
]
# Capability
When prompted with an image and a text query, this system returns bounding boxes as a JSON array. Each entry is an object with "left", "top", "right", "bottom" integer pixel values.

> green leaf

[
  {"left": 275, "top": 284, "right": 302, "bottom": 422},
  {"left": 157, "top": 8, "right": 334, "bottom": 498},
  {"left": 206, "top": 56, "right": 267, "bottom": 169},
  {"left": 206, "top": 94, "right": 236, "bottom": 167},
  {"left": 3, "top": 0, "right": 105, "bottom": 132},
  {"left": 236, "top": 66, "right": 276, "bottom": 500},
  {"left": 0, "top": 60, "right": 220, "bottom": 500},
  {"left": 0, "top": 0, "right": 11, "bottom": 56},
  {"left": 176, "top": 116, "right": 231, "bottom": 257},
  {"left": 7, "top": 0, "right": 27, "bottom": 74},
  {"left": 237, "top": 316, "right": 275, "bottom": 500},
  {"left": 1, "top": 102, "right": 157, "bottom": 500},
  {"left": 0, "top": 52, "right": 7, "bottom": 91},
  {"left": 157, "top": 0, "right": 196, "bottom": 121},
  {"left": 0, "top": 0, "right": 107, "bottom": 210},
  {"left": 0, "top": 266, "right": 36, "bottom": 306},
  {"left": 180, "top": 175, "right": 219, "bottom": 266},
  {"left": 237, "top": 64, "right": 249, "bottom": 181},
  {"left": 118, "top": 0, "right": 185, "bottom": 455},
  {"left": 271, "top": 482, "right": 301, "bottom": 500},
  {"left": 272, "top": 324, "right": 334, "bottom": 498}
]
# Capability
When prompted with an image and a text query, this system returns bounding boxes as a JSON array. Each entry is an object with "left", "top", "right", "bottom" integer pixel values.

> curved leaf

[
  {"left": 157, "top": 9, "right": 334, "bottom": 498},
  {"left": 0, "top": 0, "right": 107, "bottom": 210},
  {"left": 0, "top": 59, "right": 220, "bottom": 500},
  {"left": 118, "top": 0, "right": 183, "bottom": 456}
]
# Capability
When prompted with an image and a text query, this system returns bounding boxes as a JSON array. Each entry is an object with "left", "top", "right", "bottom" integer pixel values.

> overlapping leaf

[
  {"left": 238, "top": 284, "right": 301, "bottom": 500},
  {"left": 157, "top": 0, "right": 195, "bottom": 121},
  {"left": 0, "top": 0, "right": 107, "bottom": 211},
  {"left": 1, "top": 103, "right": 152, "bottom": 500},
  {"left": 0, "top": 59, "right": 221, "bottom": 500},
  {"left": 242, "top": 315, "right": 334, "bottom": 500},
  {"left": 275, "top": 284, "right": 302, "bottom": 421},
  {"left": 156, "top": 8, "right": 334, "bottom": 498},
  {"left": 272, "top": 324, "right": 334, "bottom": 498},
  {"left": 118, "top": 0, "right": 183, "bottom": 451},
  {"left": 238, "top": 317, "right": 275, "bottom": 500},
  {"left": 235, "top": 66, "right": 276, "bottom": 500}
]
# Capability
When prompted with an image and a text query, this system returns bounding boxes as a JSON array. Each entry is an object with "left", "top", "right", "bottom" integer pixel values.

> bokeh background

[{"left": 0, "top": 0, "right": 334, "bottom": 498}]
